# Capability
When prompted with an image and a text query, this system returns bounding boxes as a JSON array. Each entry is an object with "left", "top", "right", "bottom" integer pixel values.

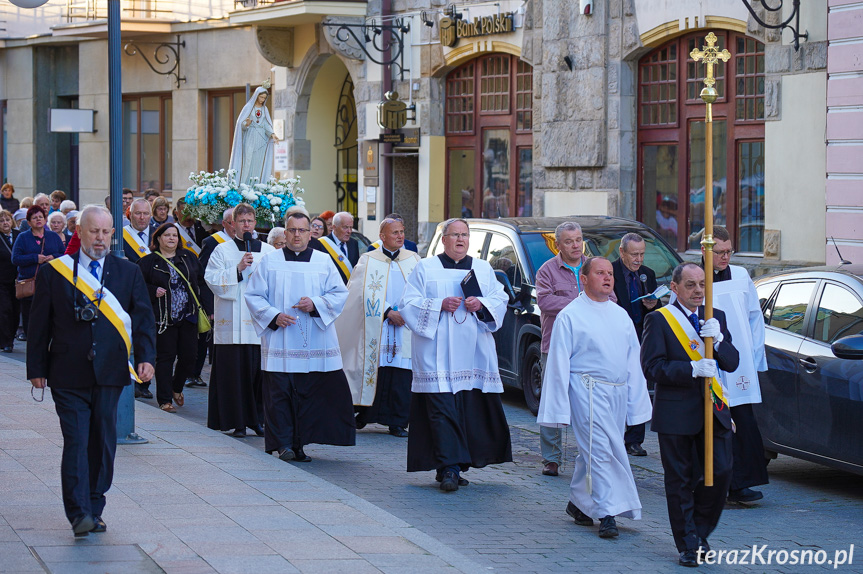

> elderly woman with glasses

[{"left": 267, "top": 227, "right": 287, "bottom": 250}]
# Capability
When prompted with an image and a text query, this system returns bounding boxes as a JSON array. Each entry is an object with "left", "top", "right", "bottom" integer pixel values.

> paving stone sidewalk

[{"left": 0, "top": 355, "right": 482, "bottom": 574}]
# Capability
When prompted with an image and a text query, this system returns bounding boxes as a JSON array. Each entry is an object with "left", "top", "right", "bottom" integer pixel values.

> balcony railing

[{"left": 65, "top": 0, "right": 174, "bottom": 22}]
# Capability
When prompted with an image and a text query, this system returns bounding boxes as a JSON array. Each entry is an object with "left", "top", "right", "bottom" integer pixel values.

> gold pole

[{"left": 691, "top": 32, "right": 729, "bottom": 487}]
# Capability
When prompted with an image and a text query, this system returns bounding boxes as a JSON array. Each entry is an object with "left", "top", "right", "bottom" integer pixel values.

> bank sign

[{"left": 440, "top": 12, "right": 515, "bottom": 48}]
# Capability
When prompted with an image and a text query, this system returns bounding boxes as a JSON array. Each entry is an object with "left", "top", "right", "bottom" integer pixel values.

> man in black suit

[
  {"left": 319, "top": 211, "right": 360, "bottom": 284},
  {"left": 27, "top": 206, "right": 156, "bottom": 537},
  {"left": 174, "top": 198, "right": 210, "bottom": 253},
  {"left": 612, "top": 233, "right": 661, "bottom": 457},
  {"left": 641, "top": 262, "right": 739, "bottom": 567},
  {"left": 123, "top": 199, "right": 157, "bottom": 263},
  {"left": 0, "top": 210, "right": 20, "bottom": 352}
]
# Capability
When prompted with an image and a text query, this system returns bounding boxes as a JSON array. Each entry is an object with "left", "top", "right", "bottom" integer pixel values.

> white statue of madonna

[{"left": 228, "top": 85, "right": 279, "bottom": 185}]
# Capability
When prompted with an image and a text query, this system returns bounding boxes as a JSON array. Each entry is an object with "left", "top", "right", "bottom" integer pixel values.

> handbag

[
  {"left": 15, "top": 235, "right": 45, "bottom": 299},
  {"left": 156, "top": 252, "right": 211, "bottom": 334}
]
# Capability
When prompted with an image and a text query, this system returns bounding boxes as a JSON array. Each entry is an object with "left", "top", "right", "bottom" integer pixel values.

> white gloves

[
  {"left": 699, "top": 317, "right": 724, "bottom": 347},
  {"left": 691, "top": 358, "right": 718, "bottom": 379}
]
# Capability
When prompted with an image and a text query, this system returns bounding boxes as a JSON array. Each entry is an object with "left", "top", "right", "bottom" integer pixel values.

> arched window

[
  {"left": 445, "top": 54, "right": 533, "bottom": 219},
  {"left": 638, "top": 31, "right": 765, "bottom": 253}
]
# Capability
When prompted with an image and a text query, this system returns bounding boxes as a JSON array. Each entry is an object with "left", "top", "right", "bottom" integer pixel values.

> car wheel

[{"left": 522, "top": 341, "right": 542, "bottom": 416}]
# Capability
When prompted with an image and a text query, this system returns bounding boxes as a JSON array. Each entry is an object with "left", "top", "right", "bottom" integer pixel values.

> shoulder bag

[
  {"left": 15, "top": 235, "right": 44, "bottom": 299},
  {"left": 155, "top": 252, "right": 212, "bottom": 334}
]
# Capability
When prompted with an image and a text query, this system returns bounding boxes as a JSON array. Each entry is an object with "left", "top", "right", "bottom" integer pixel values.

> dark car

[
  {"left": 754, "top": 264, "right": 863, "bottom": 475},
  {"left": 428, "top": 216, "right": 682, "bottom": 414}
]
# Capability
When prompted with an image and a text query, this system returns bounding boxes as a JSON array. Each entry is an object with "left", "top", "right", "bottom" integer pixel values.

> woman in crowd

[
  {"left": 59, "top": 200, "right": 77, "bottom": 215},
  {"left": 319, "top": 210, "right": 335, "bottom": 232},
  {"left": 11, "top": 206, "right": 64, "bottom": 339},
  {"left": 266, "top": 227, "right": 286, "bottom": 250},
  {"left": 310, "top": 216, "right": 327, "bottom": 240},
  {"left": 137, "top": 223, "right": 201, "bottom": 413},
  {"left": 0, "top": 183, "right": 19, "bottom": 213},
  {"left": 13, "top": 197, "right": 32, "bottom": 227},
  {"left": 47, "top": 212, "right": 68, "bottom": 245},
  {"left": 150, "top": 196, "right": 174, "bottom": 228},
  {"left": 0, "top": 210, "right": 20, "bottom": 353}
]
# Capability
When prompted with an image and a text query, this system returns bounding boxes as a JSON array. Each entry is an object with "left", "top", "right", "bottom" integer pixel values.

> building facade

[{"left": 0, "top": 0, "right": 856, "bottom": 267}]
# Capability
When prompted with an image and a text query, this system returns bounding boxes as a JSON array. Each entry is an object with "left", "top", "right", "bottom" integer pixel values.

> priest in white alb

[
  {"left": 400, "top": 218, "right": 512, "bottom": 492},
  {"left": 537, "top": 257, "right": 652, "bottom": 538},
  {"left": 204, "top": 203, "right": 274, "bottom": 437},
  {"left": 337, "top": 216, "right": 420, "bottom": 437},
  {"left": 245, "top": 212, "right": 355, "bottom": 463}
]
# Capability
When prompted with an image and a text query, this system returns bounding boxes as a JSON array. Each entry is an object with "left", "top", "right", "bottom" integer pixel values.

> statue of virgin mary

[{"left": 228, "top": 85, "right": 278, "bottom": 185}]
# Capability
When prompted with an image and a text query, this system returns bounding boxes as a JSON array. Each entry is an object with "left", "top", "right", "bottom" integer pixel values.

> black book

[{"left": 460, "top": 269, "right": 483, "bottom": 299}]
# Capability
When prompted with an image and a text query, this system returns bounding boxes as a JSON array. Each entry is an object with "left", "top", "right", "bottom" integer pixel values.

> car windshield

[{"left": 521, "top": 229, "right": 680, "bottom": 284}]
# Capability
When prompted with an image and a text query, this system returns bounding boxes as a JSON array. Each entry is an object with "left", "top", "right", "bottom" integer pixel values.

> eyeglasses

[
  {"left": 286, "top": 228, "right": 310, "bottom": 235},
  {"left": 235, "top": 219, "right": 256, "bottom": 225},
  {"left": 311, "top": 223, "right": 324, "bottom": 230},
  {"left": 445, "top": 233, "right": 469, "bottom": 239},
  {"left": 714, "top": 250, "right": 734, "bottom": 258}
]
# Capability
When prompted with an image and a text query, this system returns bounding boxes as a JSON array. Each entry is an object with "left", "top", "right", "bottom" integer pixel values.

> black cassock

[
  {"left": 262, "top": 247, "right": 356, "bottom": 454},
  {"left": 406, "top": 253, "right": 513, "bottom": 473}
]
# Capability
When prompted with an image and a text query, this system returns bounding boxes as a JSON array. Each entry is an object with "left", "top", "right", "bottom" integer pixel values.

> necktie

[
  {"left": 689, "top": 312, "right": 700, "bottom": 334},
  {"left": 627, "top": 271, "right": 642, "bottom": 324},
  {"left": 89, "top": 260, "right": 100, "bottom": 280},
  {"left": 340, "top": 242, "right": 348, "bottom": 257},
  {"left": 138, "top": 230, "right": 146, "bottom": 242}
]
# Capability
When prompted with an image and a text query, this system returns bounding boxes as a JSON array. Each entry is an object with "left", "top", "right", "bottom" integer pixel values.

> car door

[
  {"left": 485, "top": 231, "right": 523, "bottom": 378},
  {"left": 757, "top": 280, "right": 817, "bottom": 449},
  {"left": 795, "top": 281, "right": 863, "bottom": 465}
]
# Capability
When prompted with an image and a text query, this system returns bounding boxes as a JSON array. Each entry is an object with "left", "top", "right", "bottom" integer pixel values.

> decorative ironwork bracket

[
  {"left": 322, "top": 20, "right": 411, "bottom": 81},
  {"left": 124, "top": 35, "right": 186, "bottom": 88},
  {"left": 742, "top": 0, "right": 808, "bottom": 51}
]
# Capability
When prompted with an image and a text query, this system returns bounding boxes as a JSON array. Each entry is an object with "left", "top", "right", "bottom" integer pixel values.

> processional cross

[{"left": 689, "top": 32, "right": 730, "bottom": 487}]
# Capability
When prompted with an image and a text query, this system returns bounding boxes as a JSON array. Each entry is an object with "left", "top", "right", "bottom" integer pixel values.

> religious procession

[{"left": 2, "top": 0, "right": 860, "bottom": 572}]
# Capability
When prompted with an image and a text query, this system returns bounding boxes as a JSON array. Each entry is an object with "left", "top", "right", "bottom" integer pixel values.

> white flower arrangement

[{"left": 183, "top": 169, "right": 304, "bottom": 225}]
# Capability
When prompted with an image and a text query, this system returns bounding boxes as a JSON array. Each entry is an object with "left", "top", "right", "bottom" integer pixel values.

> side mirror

[
  {"left": 494, "top": 270, "right": 516, "bottom": 304},
  {"left": 831, "top": 334, "right": 863, "bottom": 360}
]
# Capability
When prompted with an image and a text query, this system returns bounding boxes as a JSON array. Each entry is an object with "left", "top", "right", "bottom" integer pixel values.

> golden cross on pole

[{"left": 690, "top": 31, "right": 729, "bottom": 488}]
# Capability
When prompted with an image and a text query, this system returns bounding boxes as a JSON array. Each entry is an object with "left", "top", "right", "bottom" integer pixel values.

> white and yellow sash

[
  {"left": 657, "top": 305, "right": 728, "bottom": 407},
  {"left": 369, "top": 239, "right": 382, "bottom": 250},
  {"left": 357, "top": 251, "right": 418, "bottom": 405},
  {"left": 123, "top": 225, "right": 150, "bottom": 257},
  {"left": 212, "top": 231, "right": 228, "bottom": 245},
  {"left": 320, "top": 235, "right": 352, "bottom": 279},
  {"left": 49, "top": 255, "right": 141, "bottom": 382},
  {"left": 174, "top": 223, "right": 201, "bottom": 255}
]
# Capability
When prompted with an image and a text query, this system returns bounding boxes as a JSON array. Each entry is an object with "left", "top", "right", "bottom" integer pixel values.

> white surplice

[
  {"left": 537, "top": 295, "right": 652, "bottom": 520},
  {"left": 204, "top": 239, "right": 275, "bottom": 345},
  {"left": 713, "top": 264, "right": 767, "bottom": 406},
  {"left": 244, "top": 249, "right": 348, "bottom": 373},
  {"left": 399, "top": 256, "right": 508, "bottom": 394}
]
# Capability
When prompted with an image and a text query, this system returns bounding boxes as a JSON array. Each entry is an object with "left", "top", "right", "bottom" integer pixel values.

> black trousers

[
  {"left": 0, "top": 282, "right": 19, "bottom": 347},
  {"left": 658, "top": 427, "right": 733, "bottom": 552},
  {"left": 192, "top": 330, "right": 211, "bottom": 378},
  {"left": 730, "top": 403, "right": 770, "bottom": 490},
  {"left": 51, "top": 385, "right": 123, "bottom": 525},
  {"left": 155, "top": 320, "right": 198, "bottom": 406},
  {"left": 624, "top": 423, "right": 646, "bottom": 446},
  {"left": 20, "top": 295, "right": 32, "bottom": 337}
]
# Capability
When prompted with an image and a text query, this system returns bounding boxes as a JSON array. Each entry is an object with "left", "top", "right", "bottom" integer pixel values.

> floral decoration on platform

[{"left": 183, "top": 169, "right": 304, "bottom": 224}]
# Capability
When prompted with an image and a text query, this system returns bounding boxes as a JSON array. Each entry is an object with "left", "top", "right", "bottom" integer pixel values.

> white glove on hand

[
  {"left": 691, "top": 358, "right": 718, "bottom": 379},
  {"left": 699, "top": 317, "right": 724, "bottom": 347}
]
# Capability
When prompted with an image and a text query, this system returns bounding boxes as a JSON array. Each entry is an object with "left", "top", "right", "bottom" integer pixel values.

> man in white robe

[
  {"left": 538, "top": 257, "right": 652, "bottom": 538},
  {"left": 400, "top": 218, "right": 512, "bottom": 492},
  {"left": 245, "top": 212, "right": 354, "bottom": 462},
  {"left": 705, "top": 226, "right": 768, "bottom": 505},
  {"left": 337, "top": 217, "right": 420, "bottom": 437},
  {"left": 204, "top": 204, "right": 274, "bottom": 437}
]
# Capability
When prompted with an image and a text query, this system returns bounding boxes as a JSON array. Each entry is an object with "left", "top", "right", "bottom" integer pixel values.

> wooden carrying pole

[{"left": 691, "top": 32, "right": 729, "bottom": 487}]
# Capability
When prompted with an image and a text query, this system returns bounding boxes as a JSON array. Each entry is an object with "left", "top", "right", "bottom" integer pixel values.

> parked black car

[
  {"left": 754, "top": 264, "right": 863, "bottom": 475},
  {"left": 428, "top": 216, "right": 682, "bottom": 414}
]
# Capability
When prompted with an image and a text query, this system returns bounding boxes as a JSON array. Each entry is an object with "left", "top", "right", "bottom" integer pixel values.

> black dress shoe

[
  {"left": 566, "top": 501, "right": 593, "bottom": 526},
  {"left": 278, "top": 448, "right": 295, "bottom": 462},
  {"left": 439, "top": 470, "right": 459, "bottom": 492},
  {"left": 542, "top": 462, "right": 559, "bottom": 476},
  {"left": 1, "top": 346, "right": 12, "bottom": 353},
  {"left": 355, "top": 420, "right": 367, "bottom": 430},
  {"left": 435, "top": 469, "right": 469, "bottom": 486},
  {"left": 231, "top": 428, "right": 247, "bottom": 437},
  {"left": 388, "top": 426, "right": 408, "bottom": 437},
  {"left": 134, "top": 383, "right": 152, "bottom": 399},
  {"left": 598, "top": 515, "right": 619, "bottom": 538},
  {"left": 72, "top": 515, "right": 95, "bottom": 538},
  {"left": 91, "top": 516, "right": 106, "bottom": 533},
  {"left": 728, "top": 487, "right": 764, "bottom": 505},
  {"left": 626, "top": 443, "right": 647, "bottom": 456},
  {"left": 679, "top": 549, "right": 699, "bottom": 567},
  {"left": 698, "top": 538, "right": 710, "bottom": 553},
  {"left": 249, "top": 424, "right": 265, "bottom": 437},
  {"left": 16, "top": 332, "right": 26, "bottom": 342},
  {"left": 293, "top": 447, "right": 312, "bottom": 462}
]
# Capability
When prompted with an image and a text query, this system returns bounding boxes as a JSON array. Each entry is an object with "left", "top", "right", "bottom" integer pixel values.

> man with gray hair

[
  {"left": 123, "top": 199, "right": 155, "bottom": 264},
  {"left": 319, "top": 211, "right": 359, "bottom": 284},
  {"left": 612, "top": 232, "right": 661, "bottom": 457},
  {"left": 534, "top": 221, "right": 588, "bottom": 477}
]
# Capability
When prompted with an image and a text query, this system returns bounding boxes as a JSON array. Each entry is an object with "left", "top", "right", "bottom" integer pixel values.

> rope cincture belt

[{"left": 579, "top": 373, "right": 624, "bottom": 496}]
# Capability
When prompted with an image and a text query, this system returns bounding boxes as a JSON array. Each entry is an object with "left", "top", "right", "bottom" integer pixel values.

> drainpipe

[{"left": 381, "top": 0, "right": 393, "bottom": 217}]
